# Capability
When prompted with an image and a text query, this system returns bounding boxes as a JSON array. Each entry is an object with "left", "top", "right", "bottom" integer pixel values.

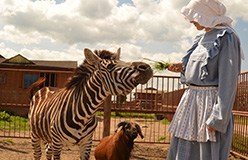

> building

[
  {"left": 134, "top": 87, "right": 185, "bottom": 111},
  {"left": 0, "top": 54, "right": 77, "bottom": 116}
]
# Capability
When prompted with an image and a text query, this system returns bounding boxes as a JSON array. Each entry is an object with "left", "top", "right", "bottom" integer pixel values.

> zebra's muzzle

[{"left": 133, "top": 62, "right": 153, "bottom": 84}]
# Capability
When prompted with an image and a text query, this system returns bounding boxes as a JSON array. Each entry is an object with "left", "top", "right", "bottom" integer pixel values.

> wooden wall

[{"left": 0, "top": 69, "right": 73, "bottom": 116}]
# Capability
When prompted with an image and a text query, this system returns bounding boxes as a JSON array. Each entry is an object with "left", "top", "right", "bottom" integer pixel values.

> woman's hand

[
  {"left": 207, "top": 126, "right": 216, "bottom": 132},
  {"left": 168, "top": 63, "right": 183, "bottom": 73}
]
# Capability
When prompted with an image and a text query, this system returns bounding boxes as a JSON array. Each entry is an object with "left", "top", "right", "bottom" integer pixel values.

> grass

[
  {"left": 232, "top": 133, "right": 248, "bottom": 155},
  {"left": 96, "top": 111, "right": 155, "bottom": 119},
  {"left": 234, "top": 116, "right": 248, "bottom": 125},
  {"left": 0, "top": 110, "right": 168, "bottom": 132},
  {"left": 0, "top": 111, "right": 165, "bottom": 131},
  {"left": 158, "top": 136, "right": 166, "bottom": 142},
  {"left": 160, "top": 118, "right": 170, "bottom": 125},
  {"left": 0, "top": 111, "right": 30, "bottom": 131},
  {"left": 0, "top": 138, "right": 14, "bottom": 145}
]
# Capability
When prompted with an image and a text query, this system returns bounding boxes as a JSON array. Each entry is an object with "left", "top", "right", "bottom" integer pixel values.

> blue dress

[{"left": 166, "top": 27, "right": 242, "bottom": 160}]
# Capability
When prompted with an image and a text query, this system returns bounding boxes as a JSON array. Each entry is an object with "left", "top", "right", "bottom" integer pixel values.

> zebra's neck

[{"left": 78, "top": 72, "right": 110, "bottom": 115}]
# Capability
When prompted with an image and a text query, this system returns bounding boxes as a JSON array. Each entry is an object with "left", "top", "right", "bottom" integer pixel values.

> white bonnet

[{"left": 181, "top": 0, "right": 233, "bottom": 28}]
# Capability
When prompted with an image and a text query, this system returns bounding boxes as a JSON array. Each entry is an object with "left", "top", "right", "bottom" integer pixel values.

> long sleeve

[
  {"left": 205, "top": 32, "right": 241, "bottom": 133},
  {"left": 181, "top": 34, "right": 203, "bottom": 84}
]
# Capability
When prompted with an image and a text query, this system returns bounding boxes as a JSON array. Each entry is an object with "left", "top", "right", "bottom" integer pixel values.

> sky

[{"left": 0, "top": 0, "right": 247, "bottom": 76}]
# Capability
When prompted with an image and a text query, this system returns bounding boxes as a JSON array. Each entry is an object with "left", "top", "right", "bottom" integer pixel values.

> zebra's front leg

[{"left": 79, "top": 136, "right": 93, "bottom": 160}]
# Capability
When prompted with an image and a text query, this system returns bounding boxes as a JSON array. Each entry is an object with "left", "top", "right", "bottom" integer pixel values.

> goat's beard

[{"left": 128, "top": 133, "right": 138, "bottom": 140}]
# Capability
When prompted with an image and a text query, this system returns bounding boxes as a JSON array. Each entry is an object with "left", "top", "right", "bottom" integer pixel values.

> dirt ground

[
  {"left": 0, "top": 138, "right": 168, "bottom": 160},
  {"left": 0, "top": 137, "right": 244, "bottom": 160}
]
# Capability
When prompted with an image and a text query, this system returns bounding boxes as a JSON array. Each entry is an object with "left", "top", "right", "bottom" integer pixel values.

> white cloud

[
  {"left": 0, "top": 25, "right": 44, "bottom": 44},
  {"left": 0, "top": 0, "right": 247, "bottom": 72},
  {"left": 222, "top": 0, "right": 248, "bottom": 21},
  {"left": 0, "top": 0, "right": 189, "bottom": 45},
  {"left": 0, "top": 46, "right": 18, "bottom": 58},
  {"left": 78, "top": 0, "right": 116, "bottom": 19}
]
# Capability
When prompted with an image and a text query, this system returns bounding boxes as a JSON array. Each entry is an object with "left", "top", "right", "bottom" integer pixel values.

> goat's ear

[
  {"left": 115, "top": 121, "right": 128, "bottom": 132},
  {"left": 135, "top": 123, "right": 144, "bottom": 139}
]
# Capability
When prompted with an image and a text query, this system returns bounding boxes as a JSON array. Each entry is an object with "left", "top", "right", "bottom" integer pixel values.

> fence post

[
  {"left": 103, "top": 95, "right": 111, "bottom": 137},
  {"left": 102, "top": 49, "right": 121, "bottom": 137}
]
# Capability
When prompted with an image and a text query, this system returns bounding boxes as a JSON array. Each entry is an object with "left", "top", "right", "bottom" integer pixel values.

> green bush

[{"left": 0, "top": 111, "right": 11, "bottom": 122}]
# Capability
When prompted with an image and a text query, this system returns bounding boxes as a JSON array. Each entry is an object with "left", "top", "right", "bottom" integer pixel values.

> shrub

[{"left": 0, "top": 111, "right": 11, "bottom": 122}]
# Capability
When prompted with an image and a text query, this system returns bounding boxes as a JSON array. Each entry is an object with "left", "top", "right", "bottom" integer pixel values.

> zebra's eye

[{"left": 107, "top": 63, "right": 116, "bottom": 70}]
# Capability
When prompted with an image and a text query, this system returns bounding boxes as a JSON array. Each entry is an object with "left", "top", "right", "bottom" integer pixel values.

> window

[
  {"left": 0, "top": 73, "right": 6, "bottom": 84},
  {"left": 40, "top": 72, "right": 56, "bottom": 87},
  {"left": 22, "top": 72, "right": 56, "bottom": 88},
  {"left": 23, "top": 73, "right": 39, "bottom": 88}
]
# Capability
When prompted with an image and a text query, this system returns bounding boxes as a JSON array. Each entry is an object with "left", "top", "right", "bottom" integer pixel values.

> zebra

[{"left": 28, "top": 48, "right": 153, "bottom": 160}]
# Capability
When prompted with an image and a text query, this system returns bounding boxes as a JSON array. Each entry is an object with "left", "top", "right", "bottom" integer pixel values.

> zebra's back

[{"left": 29, "top": 87, "right": 59, "bottom": 142}]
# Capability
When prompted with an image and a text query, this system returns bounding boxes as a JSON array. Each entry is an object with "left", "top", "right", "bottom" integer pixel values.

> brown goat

[{"left": 94, "top": 121, "right": 144, "bottom": 160}]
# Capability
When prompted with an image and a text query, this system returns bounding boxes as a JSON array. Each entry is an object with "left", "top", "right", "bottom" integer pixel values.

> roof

[
  {"left": 33, "top": 60, "right": 77, "bottom": 68},
  {"left": 0, "top": 54, "right": 77, "bottom": 69},
  {"left": 2, "top": 54, "right": 35, "bottom": 65},
  {"left": 0, "top": 55, "right": 5, "bottom": 63}
]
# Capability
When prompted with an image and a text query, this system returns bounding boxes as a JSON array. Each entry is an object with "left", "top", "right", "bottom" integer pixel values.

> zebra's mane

[
  {"left": 65, "top": 50, "right": 118, "bottom": 90},
  {"left": 93, "top": 49, "right": 119, "bottom": 60}
]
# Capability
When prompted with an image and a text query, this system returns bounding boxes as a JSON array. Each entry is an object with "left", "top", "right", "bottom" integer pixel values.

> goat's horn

[
  {"left": 115, "top": 121, "right": 128, "bottom": 132},
  {"left": 135, "top": 123, "right": 144, "bottom": 139}
]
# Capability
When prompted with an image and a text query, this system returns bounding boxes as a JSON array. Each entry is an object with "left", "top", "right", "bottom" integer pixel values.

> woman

[{"left": 166, "top": 0, "right": 243, "bottom": 159}]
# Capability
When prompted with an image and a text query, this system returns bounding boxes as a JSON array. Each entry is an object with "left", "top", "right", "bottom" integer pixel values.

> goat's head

[{"left": 115, "top": 121, "right": 144, "bottom": 140}]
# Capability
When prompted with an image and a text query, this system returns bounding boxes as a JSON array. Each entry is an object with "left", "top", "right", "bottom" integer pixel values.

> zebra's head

[{"left": 80, "top": 48, "right": 153, "bottom": 95}]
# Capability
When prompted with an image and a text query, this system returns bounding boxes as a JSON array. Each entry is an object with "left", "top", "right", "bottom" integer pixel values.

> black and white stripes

[{"left": 29, "top": 48, "right": 153, "bottom": 160}]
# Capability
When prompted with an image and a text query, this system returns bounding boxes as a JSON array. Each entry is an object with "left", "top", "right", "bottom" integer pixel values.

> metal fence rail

[
  {"left": 93, "top": 111, "right": 172, "bottom": 143},
  {"left": 232, "top": 111, "right": 248, "bottom": 159},
  {"left": 0, "top": 73, "right": 248, "bottom": 158},
  {"left": 234, "top": 71, "right": 248, "bottom": 111},
  {"left": 1, "top": 75, "right": 182, "bottom": 144},
  {"left": 0, "top": 113, "right": 30, "bottom": 138},
  {"left": 0, "top": 111, "right": 172, "bottom": 143}
]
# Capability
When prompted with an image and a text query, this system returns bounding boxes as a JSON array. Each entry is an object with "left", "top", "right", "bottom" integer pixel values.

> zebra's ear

[
  {"left": 84, "top": 48, "right": 101, "bottom": 65},
  {"left": 116, "top": 48, "right": 121, "bottom": 60}
]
